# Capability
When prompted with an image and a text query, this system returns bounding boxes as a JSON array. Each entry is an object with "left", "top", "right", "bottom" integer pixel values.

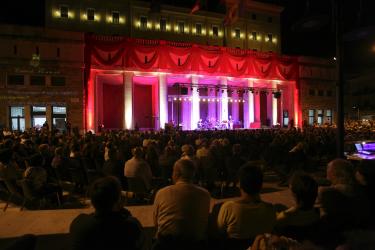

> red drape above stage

[{"left": 84, "top": 34, "right": 298, "bottom": 81}]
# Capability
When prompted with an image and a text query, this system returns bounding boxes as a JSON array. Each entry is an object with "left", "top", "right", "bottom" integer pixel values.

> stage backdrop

[{"left": 84, "top": 34, "right": 299, "bottom": 130}]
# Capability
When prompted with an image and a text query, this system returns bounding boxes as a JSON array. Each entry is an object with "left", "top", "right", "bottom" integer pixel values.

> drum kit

[{"left": 198, "top": 118, "right": 228, "bottom": 130}]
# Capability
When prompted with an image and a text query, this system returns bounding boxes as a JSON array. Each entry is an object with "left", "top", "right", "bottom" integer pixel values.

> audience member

[
  {"left": 70, "top": 176, "right": 144, "bottom": 250},
  {"left": 153, "top": 159, "right": 211, "bottom": 250},
  {"left": 124, "top": 147, "right": 152, "bottom": 190}
]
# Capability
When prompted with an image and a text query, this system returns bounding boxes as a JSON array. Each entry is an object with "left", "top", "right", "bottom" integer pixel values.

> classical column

[
  {"left": 272, "top": 82, "right": 278, "bottom": 126},
  {"left": 267, "top": 90, "right": 273, "bottom": 126},
  {"left": 254, "top": 90, "right": 261, "bottom": 124},
  {"left": 191, "top": 76, "right": 200, "bottom": 130},
  {"left": 230, "top": 91, "right": 236, "bottom": 122},
  {"left": 24, "top": 105, "right": 31, "bottom": 130},
  {"left": 220, "top": 77, "right": 228, "bottom": 123},
  {"left": 46, "top": 105, "right": 52, "bottom": 131},
  {"left": 86, "top": 71, "right": 96, "bottom": 132},
  {"left": 124, "top": 71, "right": 133, "bottom": 130},
  {"left": 244, "top": 79, "right": 255, "bottom": 128},
  {"left": 158, "top": 73, "right": 168, "bottom": 129},
  {"left": 208, "top": 88, "right": 216, "bottom": 120}
]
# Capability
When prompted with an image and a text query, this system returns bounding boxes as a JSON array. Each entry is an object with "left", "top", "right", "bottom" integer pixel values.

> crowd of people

[{"left": 0, "top": 125, "right": 375, "bottom": 249}]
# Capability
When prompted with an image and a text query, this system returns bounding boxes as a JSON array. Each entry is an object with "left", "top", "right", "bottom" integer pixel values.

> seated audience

[
  {"left": 217, "top": 163, "right": 276, "bottom": 249},
  {"left": 69, "top": 176, "right": 144, "bottom": 250},
  {"left": 153, "top": 159, "right": 211, "bottom": 250},
  {"left": 275, "top": 173, "right": 319, "bottom": 240},
  {"left": 124, "top": 147, "right": 152, "bottom": 190}
]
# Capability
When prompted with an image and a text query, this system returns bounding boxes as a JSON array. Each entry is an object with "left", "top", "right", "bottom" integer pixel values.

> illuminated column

[
  {"left": 159, "top": 73, "right": 168, "bottom": 129},
  {"left": 244, "top": 79, "right": 254, "bottom": 128},
  {"left": 124, "top": 72, "right": 133, "bottom": 130},
  {"left": 208, "top": 88, "right": 216, "bottom": 120},
  {"left": 220, "top": 77, "right": 228, "bottom": 122},
  {"left": 46, "top": 105, "right": 52, "bottom": 131},
  {"left": 24, "top": 106, "right": 31, "bottom": 130},
  {"left": 86, "top": 71, "right": 96, "bottom": 132},
  {"left": 191, "top": 76, "right": 200, "bottom": 130},
  {"left": 272, "top": 82, "right": 278, "bottom": 126},
  {"left": 231, "top": 91, "right": 239, "bottom": 122},
  {"left": 267, "top": 90, "right": 273, "bottom": 126},
  {"left": 254, "top": 90, "right": 261, "bottom": 123}
]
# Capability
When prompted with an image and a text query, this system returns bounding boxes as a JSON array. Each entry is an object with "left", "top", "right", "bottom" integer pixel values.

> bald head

[
  {"left": 172, "top": 159, "right": 196, "bottom": 183},
  {"left": 327, "top": 159, "right": 354, "bottom": 185}
]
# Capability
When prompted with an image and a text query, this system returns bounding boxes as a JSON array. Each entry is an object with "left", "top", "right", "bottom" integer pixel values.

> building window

[
  {"left": 31, "top": 106, "right": 46, "bottom": 129},
  {"left": 326, "top": 109, "right": 332, "bottom": 125},
  {"left": 57, "top": 47, "right": 60, "bottom": 57},
  {"left": 52, "top": 106, "right": 67, "bottom": 130},
  {"left": 250, "top": 31, "right": 257, "bottom": 41},
  {"left": 9, "top": 106, "right": 25, "bottom": 131},
  {"left": 140, "top": 16, "right": 147, "bottom": 29},
  {"left": 112, "top": 11, "right": 119, "bottom": 24},
  {"left": 268, "top": 16, "right": 273, "bottom": 23},
  {"left": 160, "top": 18, "right": 167, "bottom": 31},
  {"left": 251, "top": 13, "right": 257, "bottom": 20},
  {"left": 195, "top": 23, "right": 202, "bottom": 35},
  {"left": 178, "top": 21, "right": 185, "bottom": 33},
  {"left": 267, "top": 34, "right": 273, "bottom": 43},
  {"left": 7, "top": 75, "right": 24, "bottom": 85},
  {"left": 30, "top": 76, "right": 45, "bottom": 86},
  {"left": 51, "top": 76, "right": 66, "bottom": 86},
  {"left": 235, "top": 28, "right": 241, "bottom": 39},
  {"left": 327, "top": 90, "right": 333, "bottom": 96},
  {"left": 60, "top": 5, "right": 69, "bottom": 18},
  {"left": 283, "top": 110, "right": 289, "bottom": 127},
  {"left": 36, "top": 46, "right": 39, "bottom": 55},
  {"left": 14, "top": 45, "right": 17, "bottom": 55},
  {"left": 212, "top": 26, "right": 219, "bottom": 37},
  {"left": 308, "top": 109, "right": 315, "bottom": 125},
  {"left": 317, "top": 109, "right": 323, "bottom": 125},
  {"left": 87, "top": 8, "right": 95, "bottom": 21},
  {"left": 318, "top": 90, "right": 324, "bottom": 96},
  {"left": 309, "top": 89, "right": 315, "bottom": 96}
]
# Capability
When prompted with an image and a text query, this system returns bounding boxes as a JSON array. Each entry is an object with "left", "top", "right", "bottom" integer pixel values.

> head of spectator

[
  {"left": 172, "top": 159, "right": 196, "bottom": 184},
  {"left": 131, "top": 147, "right": 144, "bottom": 159},
  {"left": 70, "top": 143, "right": 80, "bottom": 158},
  {"left": 89, "top": 176, "right": 122, "bottom": 215},
  {"left": 38, "top": 144, "right": 49, "bottom": 155},
  {"left": 289, "top": 173, "right": 318, "bottom": 210},
  {"left": 327, "top": 159, "right": 354, "bottom": 186},
  {"left": 238, "top": 163, "right": 263, "bottom": 197},
  {"left": 181, "top": 144, "right": 194, "bottom": 158}
]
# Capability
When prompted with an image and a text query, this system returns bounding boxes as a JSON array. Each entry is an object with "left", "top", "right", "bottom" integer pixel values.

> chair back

[{"left": 126, "top": 177, "right": 148, "bottom": 194}]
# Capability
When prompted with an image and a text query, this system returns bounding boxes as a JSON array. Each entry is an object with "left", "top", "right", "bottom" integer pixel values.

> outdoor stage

[{"left": 84, "top": 35, "right": 301, "bottom": 132}]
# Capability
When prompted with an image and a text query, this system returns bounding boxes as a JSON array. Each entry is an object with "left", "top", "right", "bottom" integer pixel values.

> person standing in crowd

[
  {"left": 153, "top": 159, "right": 211, "bottom": 250},
  {"left": 70, "top": 176, "right": 144, "bottom": 250}
]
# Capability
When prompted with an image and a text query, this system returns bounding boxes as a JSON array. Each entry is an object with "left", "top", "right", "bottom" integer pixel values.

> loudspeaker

[
  {"left": 273, "top": 91, "right": 281, "bottom": 99},
  {"left": 180, "top": 87, "right": 188, "bottom": 95}
]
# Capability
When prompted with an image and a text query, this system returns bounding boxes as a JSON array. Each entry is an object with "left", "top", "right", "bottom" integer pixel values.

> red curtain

[{"left": 84, "top": 34, "right": 298, "bottom": 81}]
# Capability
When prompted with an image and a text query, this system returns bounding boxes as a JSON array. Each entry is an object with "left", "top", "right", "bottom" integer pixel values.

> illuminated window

[
  {"left": 53, "top": 106, "right": 67, "bottom": 130},
  {"left": 326, "top": 109, "right": 332, "bottom": 125},
  {"left": 160, "top": 18, "right": 167, "bottom": 31},
  {"left": 308, "top": 109, "right": 315, "bottom": 125},
  {"left": 140, "top": 16, "right": 147, "bottom": 29},
  {"left": 60, "top": 5, "right": 68, "bottom": 18},
  {"left": 87, "top": 8, "right": 95, "bottom": 21},
  {"left": 212, "top": 26, "right": 219, "bottom": 37},
  {"left": 196, "top": 23, "right": 202, "bottom": 35},
  {"left": 31, "top": 106, "right": 46, "bottom": 129},
  {"left": 178, "top": 21, "right": 185, "bottom": 33},
  {"left": 10, "top": 106, "right": 25, "bottom": 131},
  {"left": 235, "top": 28, "right": 241, "bottom": 39},
  {"left": 112, "top": 11, "right": 119, "bottom": 24},
  {"left": 317, "top": 110, "right": 323, "bottom": 125}
]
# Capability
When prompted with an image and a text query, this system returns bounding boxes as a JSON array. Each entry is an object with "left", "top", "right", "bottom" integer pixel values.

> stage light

[
  {"left": 184, "top": 98, "right": 187, "bottom": 101},
  {"left": 174, "top": 97, "right": 177, "bottom": 101},
  {"left": 203, "top": 98, "right": 206, "bottom": 102},
  {"left": 179, "top": 98, "right": 182, "bottom": 101}
]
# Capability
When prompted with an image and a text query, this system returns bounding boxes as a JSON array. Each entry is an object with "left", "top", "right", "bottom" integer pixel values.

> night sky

[{"left": 1, "top": 0, "right": 375, "bottom": 74}]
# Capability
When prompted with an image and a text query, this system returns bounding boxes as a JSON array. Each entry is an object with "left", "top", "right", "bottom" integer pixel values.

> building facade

[
  {"left": 0, "top": 1, "right": 336, "bottom": 132},
  {"left": 0, "top": 25, "right": 84, "bottom": 131}
]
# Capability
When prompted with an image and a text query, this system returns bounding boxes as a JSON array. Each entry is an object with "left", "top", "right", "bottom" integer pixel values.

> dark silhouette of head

[
  {"left": 90, "top": 176, "right": 122, "bottom": 214},
  {"left": 238, "top": 163, "right": 263, "bottom": 196}
]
